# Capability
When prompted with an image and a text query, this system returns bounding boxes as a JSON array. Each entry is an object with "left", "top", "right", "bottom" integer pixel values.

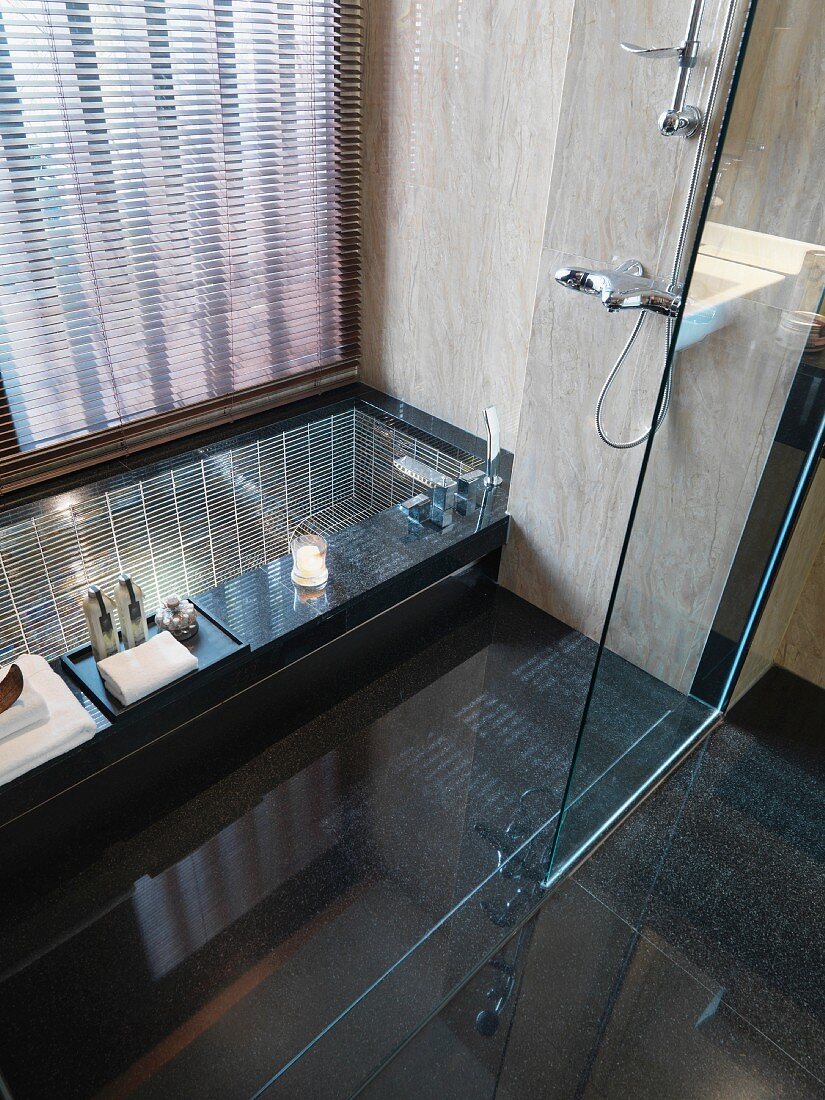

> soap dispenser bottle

[
  {"left": 82, "top": 584, "right": 119, "bottom": 662},
  {"left": 113, "top": 572, "right": 147, "bottom": 650}
]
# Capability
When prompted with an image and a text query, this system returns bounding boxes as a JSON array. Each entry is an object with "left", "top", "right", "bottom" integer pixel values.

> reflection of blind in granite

[
  {"left": 0, "top": 408, "right": 479, "bottom": 663},
  {"left": 133, "top": 753, "right": 340, "bottom": 980}
]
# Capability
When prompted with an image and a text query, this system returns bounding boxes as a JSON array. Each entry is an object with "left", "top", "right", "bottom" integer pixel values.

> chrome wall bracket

[{"left": 621, "top": 0, "right": 706, "bottom": 138}]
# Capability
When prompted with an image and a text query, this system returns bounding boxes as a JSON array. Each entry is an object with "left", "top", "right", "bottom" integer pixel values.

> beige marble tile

[
  {"left": 734, "top": 459, "right": 825, "bottom": 701},
  {"left": 360, "top": 0, "right": 574, "bottom": 449},
  {"left": 603, "top": 298, "right": 807, "bottom": 691},
  {"left": 364, "top": 0, "right": 820, "bottom": 699},
  {"left": 502, "top": 243, "right": 653, "bottom": 638},
  {"left": 503, "top": 0, "right": 823, "bottom": 695},
  {"left": 714, "top": 0, "right": 825, "bottom": 246},
  {"left": 544, "top": 0, "right": 691, "bottom": 268},
  {"left": 778, "top": 525, "right": 825, "bottom": 690},
  {"left": 501, "top": 0, "right": 739, "bottom": 651}
]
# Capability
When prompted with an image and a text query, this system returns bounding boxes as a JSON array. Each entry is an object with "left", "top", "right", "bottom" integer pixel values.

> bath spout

[{"left": 393, "top": 455, "right": 456, "bottom": 528}]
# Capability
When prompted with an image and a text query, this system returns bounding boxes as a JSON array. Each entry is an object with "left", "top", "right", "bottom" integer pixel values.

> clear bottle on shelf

[
  {"left": 114, "top": 573, "right": 148, "bottom": 650},
  {"left": 81, "top": 584, "right": 119, "bottom": 663}
]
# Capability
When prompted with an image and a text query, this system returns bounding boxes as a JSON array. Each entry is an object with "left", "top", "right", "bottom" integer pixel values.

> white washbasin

[
  {"left": 699, "top": 221, "right": 821, "bottom": 276},
  {"left": 676, "top": 222, "right": 822, "bottom": 350}
]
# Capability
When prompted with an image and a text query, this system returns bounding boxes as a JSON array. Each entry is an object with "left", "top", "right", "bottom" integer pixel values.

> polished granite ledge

[
  {"left": 0, "top": 500, "right": 510, "bottom": 837},
  {"left": 0, "top": 385, "right": 512, "bottom": 833},
  {"left": 197, "top": 501, "right": 509, "bottom": 653}
]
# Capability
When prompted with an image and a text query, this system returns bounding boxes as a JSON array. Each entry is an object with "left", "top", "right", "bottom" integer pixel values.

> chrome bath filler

[{"left": 555, "top": 0, "right": 740, "bottom": 449}]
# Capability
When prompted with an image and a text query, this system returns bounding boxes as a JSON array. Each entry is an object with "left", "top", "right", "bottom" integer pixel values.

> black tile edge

[{"left": 0, "top": 521, "right": 508, "bottom": 833}]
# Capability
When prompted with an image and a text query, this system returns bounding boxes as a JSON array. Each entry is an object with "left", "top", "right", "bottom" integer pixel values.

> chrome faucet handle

[
  {"left": 615, "top": 258, "right": 644, "bottom": 276},
  {"left": 621, "top": 0, "right": 705, "bottom": 139},
  {"left": 620, "top": 42, "right": 684, "bottom": 58}
]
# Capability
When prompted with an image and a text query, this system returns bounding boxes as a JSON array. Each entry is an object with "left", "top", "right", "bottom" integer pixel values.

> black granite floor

[
  {"left": 0, "top": 573, "right": 713, "bottom": 1100},
  {"left": 362, "top": 666, "right": 825, "bottom": 1099}
]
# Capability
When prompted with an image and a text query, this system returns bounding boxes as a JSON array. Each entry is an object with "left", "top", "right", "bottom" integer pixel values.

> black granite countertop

[{"left": 0, "top": 386, "right": 511, "bottom": 830}]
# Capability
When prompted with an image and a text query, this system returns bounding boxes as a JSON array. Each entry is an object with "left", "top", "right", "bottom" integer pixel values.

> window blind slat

[{"left": 0, "top": 0, "right": 361, "bottom": 490}]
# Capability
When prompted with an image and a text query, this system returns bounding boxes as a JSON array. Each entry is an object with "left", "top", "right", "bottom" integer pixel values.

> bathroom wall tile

[
  {"left": 543, "top": 0, "right": 689, "bottom": 267},
  {"left": 713, "top": 0, "right": 825, "bottom": 248},
  {"left": 503, "top": 0, "right": 822, "bottom": 692},
  {"left": 501, "top": 242, "right": 657, "bottom": 641},
  {"left": 364, "top": 0, "right": 820, "bottom": 694},
  {"left": 778, "top": 523, "right": 825, "bottom": 689},
  {"left": 736, "top": 460, "right": 825, "bottom": 699},
  {"left": 500, "top": 0, "right": 741, "bottom": 661},
  {"left": 603, "top": 299, "right": 806, "bottom": 691},
  {"left": 361, "top": 0, "right": 574, "bottom": 450},
  {"left": 651, "top": 0, "right": 753, "bottom": 278}
]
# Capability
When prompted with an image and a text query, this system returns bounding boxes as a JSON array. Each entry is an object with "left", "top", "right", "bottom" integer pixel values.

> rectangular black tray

[{"left": 60, "top": 601, "right": 249, "bottom": 721}]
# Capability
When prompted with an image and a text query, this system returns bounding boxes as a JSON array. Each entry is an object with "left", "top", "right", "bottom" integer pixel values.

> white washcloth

[
  {"left": 98, "top": 630, "right": 198, "bottom": 706},
  {"left": 0, "top": 654, "right": 96, "bottom": 787},
  {"left": 0, "top": 663, "right": 49, "bottom": 742}
]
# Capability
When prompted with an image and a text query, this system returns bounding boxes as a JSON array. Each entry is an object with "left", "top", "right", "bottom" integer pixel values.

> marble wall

[
  {"left": 500, "top": 0, "right": 744, "bottom": 665},
  {"left": 501, "top": 0, "right": 823, "bottom": 692},
  {"left": 734, "top": 460, "right": 825, "bottom": 700},
  {"left": 361, "top": 0, "right": 821, "bottom": 697},
  {"left": 778, "top": 524, "right": 825, "bottom": 690},
  {"left": 360, "top": 0, "right": 574, "bottom": 450},
  {"left": 716, "top": 0, "right": 824, "bottom": 245}
]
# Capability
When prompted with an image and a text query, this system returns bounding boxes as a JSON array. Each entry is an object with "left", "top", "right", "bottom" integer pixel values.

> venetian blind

[{"left": 0, "top": 0, "right": 361, "bottom": 490}]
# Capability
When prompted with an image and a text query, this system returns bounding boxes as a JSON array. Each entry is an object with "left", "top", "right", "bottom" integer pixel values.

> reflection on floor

[
  {"left": 364, "top": 667, "right": 825, "bottom": 1099},
  {"left": 0, "top": 577, "right": 586, "bottom": 1100},
  {"left": 0, "top": 572, "right": 706, "bottom": 1100}
]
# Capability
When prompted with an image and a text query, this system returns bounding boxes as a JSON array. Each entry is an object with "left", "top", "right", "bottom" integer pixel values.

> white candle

[{"left": 295, "top": 543, "right": 324, "bottom": 578}]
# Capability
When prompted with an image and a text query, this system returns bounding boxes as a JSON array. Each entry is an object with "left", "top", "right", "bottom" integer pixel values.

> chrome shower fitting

[
  {"left": 456, "top": 469, "right": 486, "bottom": 515},
  {"left": 394, "top": 455, "right": 457, "bottom": 528},
  {"left": 552, "top": 0, "right": 739, "bottom": 449},
  {"left": 555, "top": 259, "right": 681, "bottom": 317},
  {"left": 621, "top": 0, "right": 706, "bottom": 137}
]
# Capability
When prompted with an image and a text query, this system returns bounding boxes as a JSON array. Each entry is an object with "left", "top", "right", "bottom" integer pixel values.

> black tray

[{"left": 60, "top": 601, "right": 249, "bottom": 721}]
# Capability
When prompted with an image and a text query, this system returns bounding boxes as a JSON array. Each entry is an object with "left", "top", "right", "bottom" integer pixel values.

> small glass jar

[
  {"left": 155, "top": 594, "right": 199, "bottom": 641},
  {"left": 290, "top": 532, "right": 328, "bottom": 589}
]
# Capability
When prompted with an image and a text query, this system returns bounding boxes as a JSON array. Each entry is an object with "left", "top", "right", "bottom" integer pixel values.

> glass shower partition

[
  {"left": 224, "top": 4, "right": 824, "bottom": 1095},
  {"left": 547, "top": 0, "right": 825, "bottom": 883}
]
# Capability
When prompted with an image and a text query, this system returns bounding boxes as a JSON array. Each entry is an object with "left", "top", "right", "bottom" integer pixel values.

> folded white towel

[
  {"left": 98, "top": 630, "right": 198, "bottom": 706},
  {"left": 0, "top": 654, "right": 96, "bottom": 787},
  {"left": 0, "top": 663, "right": 49, "bottom": 742}
]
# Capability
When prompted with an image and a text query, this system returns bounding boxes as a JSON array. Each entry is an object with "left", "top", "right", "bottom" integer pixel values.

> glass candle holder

[
  {"left": 155, "top": 594, "right": 199, "bottom": 641},
  {"left": 290, "top": 532, "right": 328, "bottom": 589}
]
